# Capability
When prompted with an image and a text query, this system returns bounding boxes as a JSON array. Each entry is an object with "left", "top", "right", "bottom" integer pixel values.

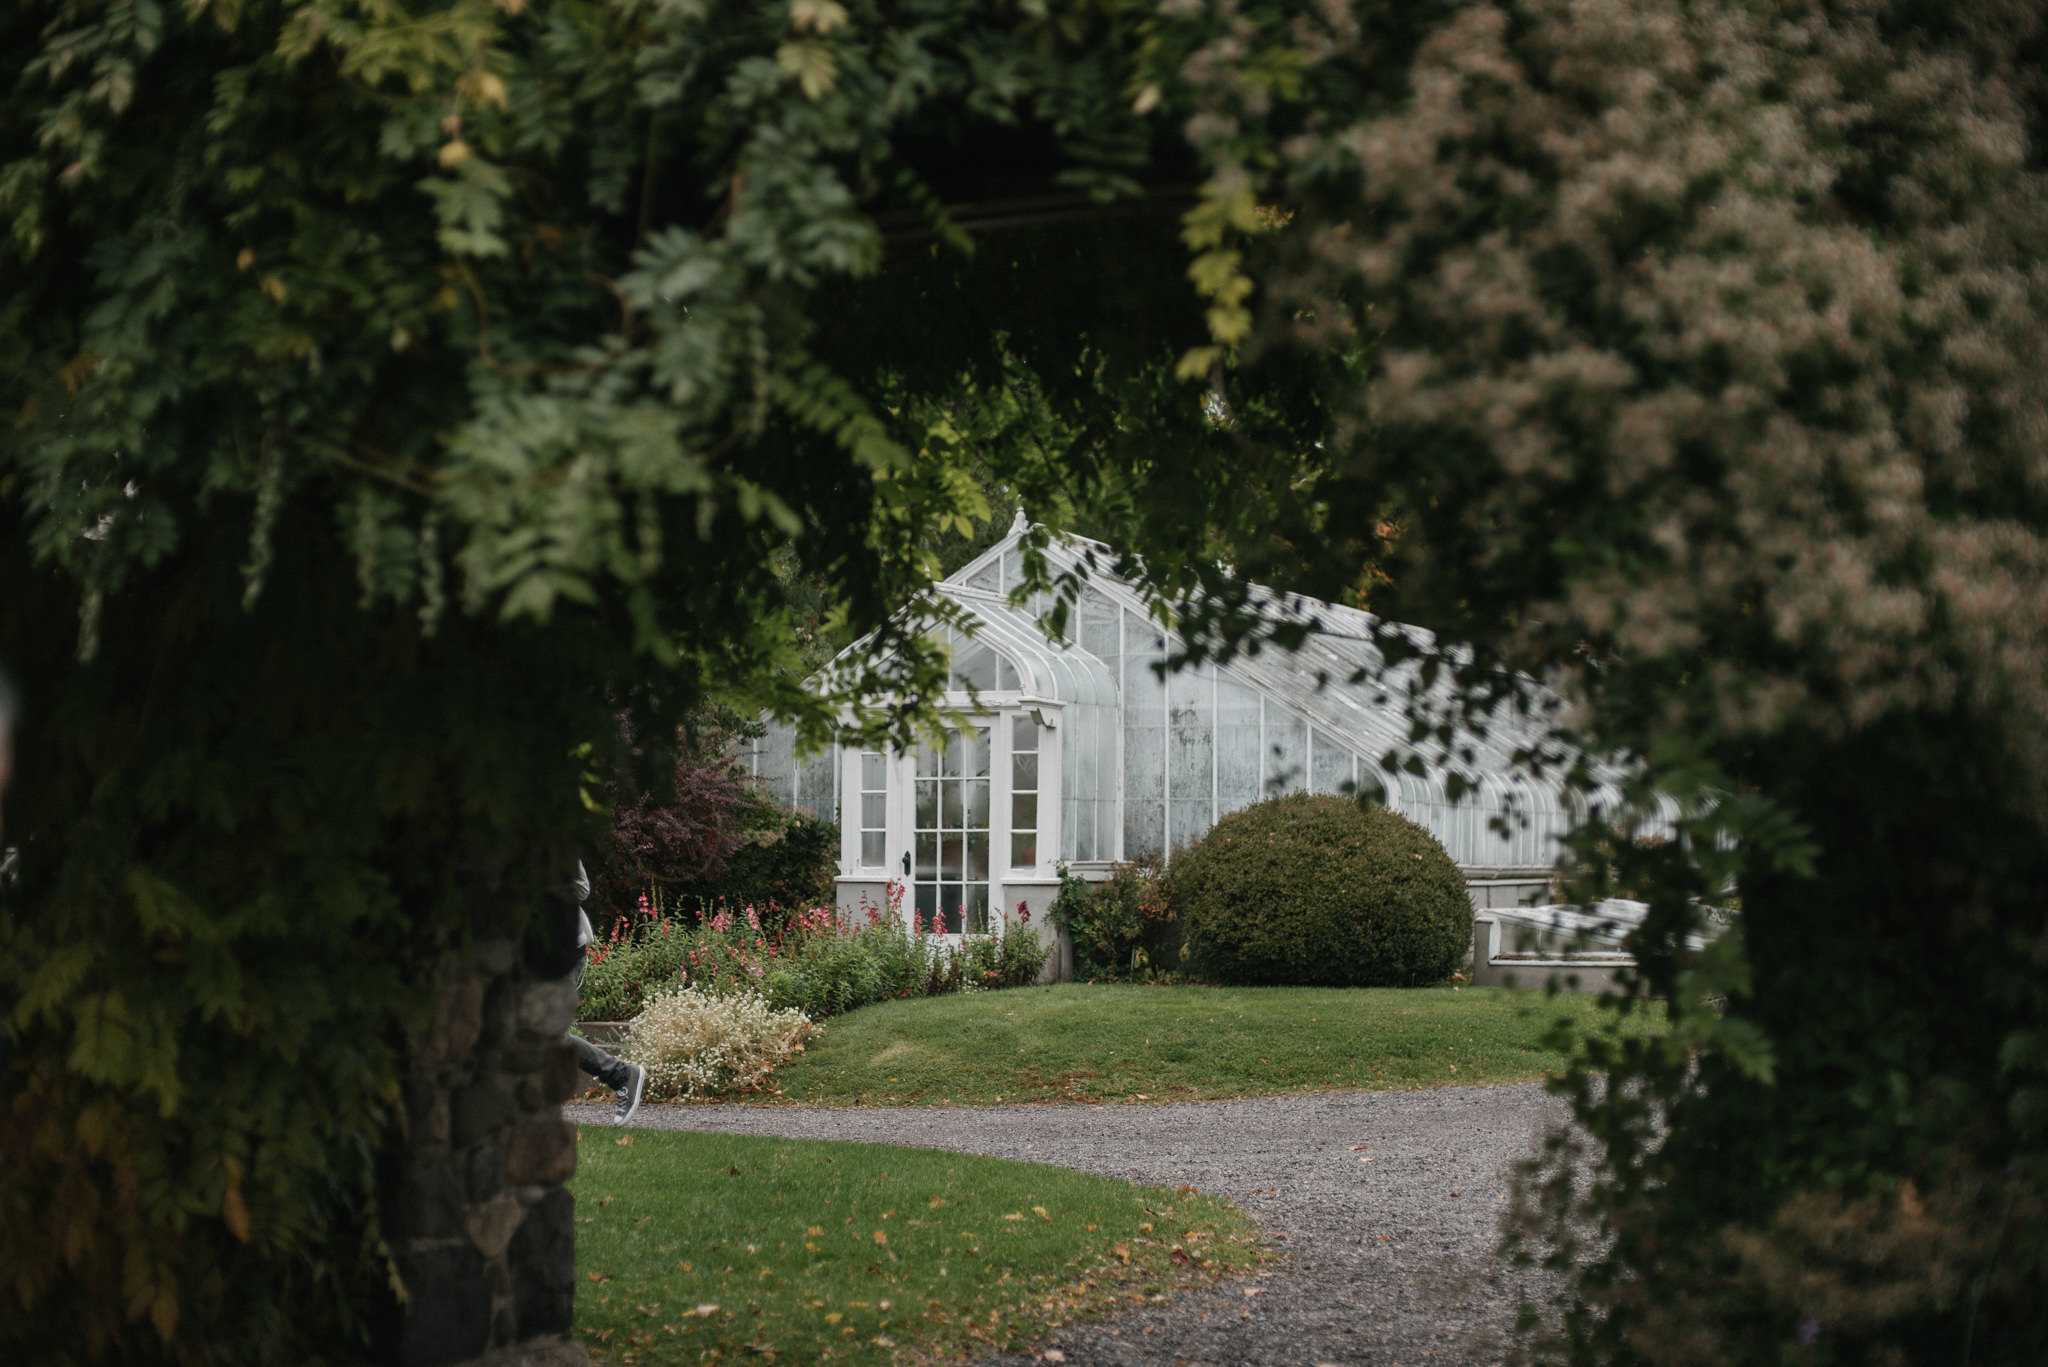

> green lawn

[
  {"left": 572, "top": 1128, "right": 1262, "bottom": 1366},
  {"left": 754, "top": 982, "right": 1652, "bottom": 1106}
]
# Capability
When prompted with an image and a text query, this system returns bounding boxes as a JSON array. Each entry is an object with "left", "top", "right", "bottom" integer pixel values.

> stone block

[
  {"left": 516, "top": 978, "right": 578, "bottom": 1041},
  {"left": 465, "top": 1190, "right": 526, "bottom": 1260},
  {"left": 539, "top": 1042, "right": 581, "bottom": 1106},
  {"left": 504, "top": 1116, "right": 577, "bottom": 1186},
  {"left": 466, "top": 1139, "right": 506, "bottom": 1203},
  {"left": 452, "top": 1077, "right": 518, "bottom": 1147},
  {"left": 390, "top": 1243, "right": 492, "bottom": 1367},
  {"left": 481, "top": 977, "right": 521, "bottom": 1049},
  {"left": 509, "top": 1188, "right": 576, "bottom": 1338},
  {"left": 475, "top": 936, "right": 517, "bottom": 976},
  {"left": 393, "top": 1154, "right": 466, "bottom": 1240},
  {"left": 440, "top": 973, "right": 485, "bottom": 1063}
]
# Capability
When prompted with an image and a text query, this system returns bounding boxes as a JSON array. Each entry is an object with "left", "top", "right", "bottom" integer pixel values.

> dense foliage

[
  {"left": 0, "top": 1, "right": 1211, "bottom": 1357},
  {"left": 679, "top": 814, "right": 840, "bottom": 929},
  {"left": 1172, "top": 795, "right": 1468, "bottom": 987},
  {"left": 577, "top": 895, "right": 1046, "bottom": 1024},
  {"left": 1053, "top": 856, "right": 1181, "bottom": 981}
]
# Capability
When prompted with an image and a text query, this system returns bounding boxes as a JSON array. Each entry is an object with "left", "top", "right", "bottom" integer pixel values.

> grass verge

[
  {"left": 572, "top": 1128, "right": 1263, "bottom": 1365},
  {"left": 754, "top": 982, "right": 1655, "bottom": 1106}
]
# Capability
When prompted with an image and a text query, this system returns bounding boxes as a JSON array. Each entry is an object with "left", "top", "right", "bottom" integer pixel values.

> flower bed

[{"left": 578, "top": 884, "right": 1048, "bottom": 1024}]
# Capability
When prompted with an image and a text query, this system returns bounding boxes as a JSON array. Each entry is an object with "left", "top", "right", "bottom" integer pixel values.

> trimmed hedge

[{"left": 1175, "top": 793, "right": 1469, "bottom": 986}]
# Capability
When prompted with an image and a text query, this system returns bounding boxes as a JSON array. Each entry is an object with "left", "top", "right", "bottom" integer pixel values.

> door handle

[{"left": 901, "top": 850, "right": 911, "bottom": 877}]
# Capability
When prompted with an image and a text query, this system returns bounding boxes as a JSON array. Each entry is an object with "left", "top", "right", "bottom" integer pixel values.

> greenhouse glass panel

[
  {"left": 1169, "top": 663, "right": 1215, "bottom": 850},
  {"left": 1311, "top": 729, "right": 1353, "bottom": 796},
  {"left": 966, "top": 561, "right": 1001, "bottom": 593},
  {"left": 951, "top": 637, "right": 1001, "bottom": 691},
  {"left": 1123, "top": 611, "right": 1167, "bottom": 857},
  {"left": 1068, "top": 705, "right": 1095, "bottom": 861},
  {"left": 1216, "top": 675, "right": 1261, "bottom": 817},
  {"left": 1265, "top": 702, "right": 1307, "bottom": 795},
  {"left": 757, "top": 724, "right": 797, "bottom": 808},
  {"left": 796, "top": 747, "right": 836, "bottom": 819},
  {"left": 1080, "top": 588, "right": 1120, "bottom": 681}
]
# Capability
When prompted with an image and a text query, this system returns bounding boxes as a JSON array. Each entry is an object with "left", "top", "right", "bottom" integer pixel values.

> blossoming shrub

[
  {"left": 618, "top": 987, "right": 821, "bottom": 1100},
  {"left": 1175, "top": 794, "right": 1469, "bottom": 987}
]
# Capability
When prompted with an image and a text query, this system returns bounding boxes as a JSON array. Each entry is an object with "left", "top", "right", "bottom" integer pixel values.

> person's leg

[
  {"left": 570, "top": 1032, "right": 631, "bottom": 1089},
  {"left": 569, "top": 1032, "right": 647, "bottom": 1126}
]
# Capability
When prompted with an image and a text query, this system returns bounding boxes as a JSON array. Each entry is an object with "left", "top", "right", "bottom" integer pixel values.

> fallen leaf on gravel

[
  {"left": 1359, "top": 1157, "right": 1373, "bottom": 1164},
  {"left": 1175, "top": 1185, "right": 1196, "bottom": 1194},
  {"left": 1450, "top": 1191, "right": 1461, "bottom": 1197},
  {"left": 1042, "top": 1352, "right": 1067, "bottom": 1364},
  {"left": 1243, "top": 1287, "right": 1262, "bottom": 1298},
  {"left": 1348, "top": 1144, "right": 1368, "bottom": 1151}
]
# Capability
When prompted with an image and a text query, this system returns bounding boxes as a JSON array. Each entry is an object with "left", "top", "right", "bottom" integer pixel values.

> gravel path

[{"left": 570, "top": 1085, "right": 1561, "bottom": 1366}]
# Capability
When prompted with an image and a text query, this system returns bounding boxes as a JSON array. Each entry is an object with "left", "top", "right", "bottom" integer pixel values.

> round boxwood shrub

[{"left": 1175, "top": 792, "right": 1470, "bottom": 986}]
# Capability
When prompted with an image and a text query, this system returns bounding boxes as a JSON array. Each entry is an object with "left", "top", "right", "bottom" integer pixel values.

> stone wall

[{"left": 373, "top": 934, "right": 590, "bottom": 1367}]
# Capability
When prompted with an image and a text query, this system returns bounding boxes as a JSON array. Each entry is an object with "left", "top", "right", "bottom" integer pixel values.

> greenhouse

[{"left": 745, "top": 516, "right": 1658, "bottom": 938}]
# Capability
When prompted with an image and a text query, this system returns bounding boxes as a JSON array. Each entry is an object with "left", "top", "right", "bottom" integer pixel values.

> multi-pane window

[
  {"left": 858, "top": 752, "right": 887, "bottom": 868},
  {"left": 915, "top": 728, "right": 990, "bottom": 934},
  {"left": 1010, "top": 715, "right": 1040, "bottom": 869}
]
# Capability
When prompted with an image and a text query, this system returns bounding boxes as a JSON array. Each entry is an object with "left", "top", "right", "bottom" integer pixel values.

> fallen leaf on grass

[
  {"left": 688, "top": 1304, "right": 720, "bottom": 1317},
  {"left": 1169, "top": 1247, "right": 1190, "bottom": 1267},
  {"left": 1032, "top": 1206, "right": 1051, "bottom": 1221},
  {"left": 587, "top": 1272, "right": 611, "bottom": 1282},
  {"left": 1004, "top": 1212, "right": 1024, "bottom": 1222},
  {"left": 1112, "top": 1244, "right": 1130, "bottom": 1264},
  {"left": 616, "top": 1134, "right": 635, "bottom": 1146}
]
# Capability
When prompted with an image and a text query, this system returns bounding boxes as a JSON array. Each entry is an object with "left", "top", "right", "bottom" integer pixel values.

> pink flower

[{"left": 1016, "top": 900, "right": 1031, "bottom": 924}]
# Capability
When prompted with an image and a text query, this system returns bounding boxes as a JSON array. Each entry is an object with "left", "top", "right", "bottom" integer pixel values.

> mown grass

[
  {"left": 754, "top": 982, "right": 1654, "bottom": 1106},
  {"left": 572, "top": 1128, "right": 1262, "bottom": 1366}
]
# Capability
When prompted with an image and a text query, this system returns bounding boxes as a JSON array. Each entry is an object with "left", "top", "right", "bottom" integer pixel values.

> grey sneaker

[{"left": 613, "top": 1063, "right": 647, "bottom": 1127}]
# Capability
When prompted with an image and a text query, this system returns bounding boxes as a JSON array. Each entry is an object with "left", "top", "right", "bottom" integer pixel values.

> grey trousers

[{"left": 571, "top": 1032, "right": 632, "bottom": 1090}]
